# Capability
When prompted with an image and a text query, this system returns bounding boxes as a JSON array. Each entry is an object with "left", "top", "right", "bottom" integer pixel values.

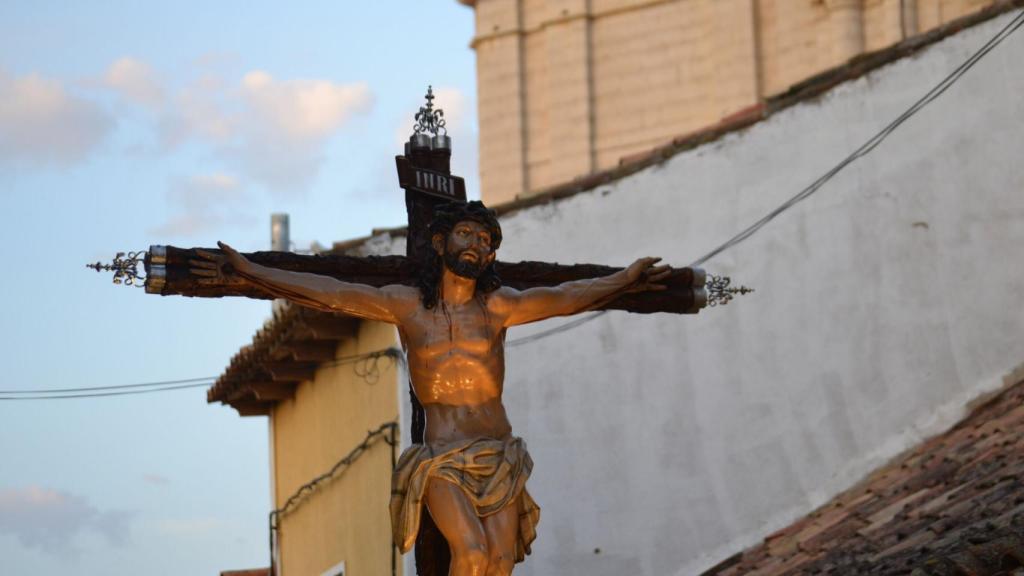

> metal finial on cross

[
  {"left": 86, "top": 251, "right": 149, "bottom": 287},
  {"left": 706, "top": 275, "right": 754, "bottom": 307},
  {"left": 414, "top": 85, "right": 446, "bottom": 137},
  {"left": 85, "top": 87, "right": 751, "bottom": 576},
  {"left": 85, "top": 88, "right": 752, "bottom": 311}
]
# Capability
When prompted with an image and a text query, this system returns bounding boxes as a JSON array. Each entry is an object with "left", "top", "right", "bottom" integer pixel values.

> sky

[{"left": 0, "top": 1, "right": 477, "bottom": 574}]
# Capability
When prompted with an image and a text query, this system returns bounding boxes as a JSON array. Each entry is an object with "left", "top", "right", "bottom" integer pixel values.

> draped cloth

[{"left": 390, "top": 436, "right": 541, "bottom": 563}]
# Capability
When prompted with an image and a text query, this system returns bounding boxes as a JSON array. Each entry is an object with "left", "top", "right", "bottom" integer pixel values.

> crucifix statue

[{"left": 90, "top": 87, "right": 749, "bottom": 576}]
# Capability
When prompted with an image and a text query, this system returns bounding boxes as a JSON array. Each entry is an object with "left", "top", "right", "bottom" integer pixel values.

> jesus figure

[{"left": 192, "top": 200, "right": 671, "bottom": 576}]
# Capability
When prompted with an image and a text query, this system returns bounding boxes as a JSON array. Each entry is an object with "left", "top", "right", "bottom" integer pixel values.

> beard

[{"left": 443, "top": 250, "right": 486, "bottom": 279}]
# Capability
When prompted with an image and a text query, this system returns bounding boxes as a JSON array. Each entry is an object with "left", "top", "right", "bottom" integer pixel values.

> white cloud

[
  {"left": 150, "top": 172, "right": 253, "bottom": 238},
  {"left": 141, "top": 473, "right": 169, "bottom": 486},
  {"left": 231, "top": 72, "right": 373, "bottom": 191},
  {"left": 105, "top": 59, "right": 376, "bottom": 236},
  {"left": 156, "top": 516, "right": 226, "bottom": 538},
  {"left": 431, "top": 87, "right": 479, "bottom": 197},
  {"left": 0, "top": 486, "right": 132, "bottom": 556},
  {"left": 431, "top": 87, "right": 470, "bottom": 134},
  {"left": 104, "top": 57, "right": 164, "bottom": 110},
  {"left": 158, "top": 72, "right": 235, "bottom": 149},
  {"left": 241, "top": 71, "right": 371, "bottom": 140},
  {"left": 2, "top": 57, "right": 375, "bottom": 191},
  {"left": 393, "top": 87, "right": 470, "bottom": 147},
  {"left": 124, "top": 61, "right": 375, "bottom": 193},
  {"left": 0, "top": 70, "right": 113, "bottom": 167}
]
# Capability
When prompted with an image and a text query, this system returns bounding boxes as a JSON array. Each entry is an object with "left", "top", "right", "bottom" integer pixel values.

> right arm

[
  {"left": 191, "top": 242, "right": 414, "bottom": 324},
  {"left": 487, "top": 257, "right": 670, "bottom": 326}
]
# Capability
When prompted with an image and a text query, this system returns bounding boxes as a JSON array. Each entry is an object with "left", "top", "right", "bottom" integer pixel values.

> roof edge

[
  {"left": 492, "top": 0, "right": 1024, "bottom": 219},
  {"left": 699, "top": 363, "right": 1024, "bottom": 575}
]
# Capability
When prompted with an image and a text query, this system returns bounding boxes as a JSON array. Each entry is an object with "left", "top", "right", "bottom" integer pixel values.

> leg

[
  {"left": 424, "top": 477, "right": 489, "bottom": 576},
  {"left": 482, "top": 500, "right": 519, "bottom": 576}
]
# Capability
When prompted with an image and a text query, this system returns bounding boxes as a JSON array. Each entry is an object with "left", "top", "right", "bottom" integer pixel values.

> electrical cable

[
  {"left": 28, "top": 19, "right": 1023, "bottom": 576},
  {"left": 0, "top": 376, "right": 215, "bottom": 394},
  {"left": 0, "top": 348, "right": 400, "bottom": 400},
  {"left": 689, "top": 8, "right": 1024, "bottom": 267},
  {"left": 511, "top": 9, "right": 1024, "bottom": 345},
  {"left": 507, "top": 310, "right": 608, "bottom": 347},
  {"left": 14, "top": 10, "right": 1022, "bottom": 399},
  {"left": 0, "top": 382, "right": 212, "bottom": 400}
]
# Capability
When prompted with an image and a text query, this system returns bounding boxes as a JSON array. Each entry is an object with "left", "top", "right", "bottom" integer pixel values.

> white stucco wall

[{"left": 488, "top": 13, "right": 1024, "bottom": 576}]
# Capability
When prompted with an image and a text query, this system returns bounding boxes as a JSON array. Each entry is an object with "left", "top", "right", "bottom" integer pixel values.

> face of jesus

[{"left": 438, "top": 220, "right": 496, "bottom": 279}]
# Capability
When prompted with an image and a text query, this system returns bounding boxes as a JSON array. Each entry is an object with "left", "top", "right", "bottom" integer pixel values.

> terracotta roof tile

[
  {"left": 700, "top": 367, "right": 1024, "bottom": 575},
  {"left": 207, "top": 302, "right": 358, "bottom": 414}
]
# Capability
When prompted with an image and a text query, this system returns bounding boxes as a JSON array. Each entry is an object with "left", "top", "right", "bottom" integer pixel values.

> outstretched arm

[
  {"left": 492, "top": 257, "right": 670, "bottom": 326},
  {"left": 189, "top": 242, "right": 412, "bottom": 324}
]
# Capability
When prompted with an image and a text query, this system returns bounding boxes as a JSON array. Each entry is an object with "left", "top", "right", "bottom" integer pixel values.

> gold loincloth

[{"left": 390, "top": 436, "right": 541, "bottom": 563}]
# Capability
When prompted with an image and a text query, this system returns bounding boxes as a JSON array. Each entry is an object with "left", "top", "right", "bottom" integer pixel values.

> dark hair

[{"left": 418, "top": 201, "right": 503, "bottom": 309}]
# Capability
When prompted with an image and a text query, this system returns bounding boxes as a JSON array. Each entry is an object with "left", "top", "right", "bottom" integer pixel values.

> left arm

[{"left": 491, "top": 257, "right": 670, "bottom": 326}]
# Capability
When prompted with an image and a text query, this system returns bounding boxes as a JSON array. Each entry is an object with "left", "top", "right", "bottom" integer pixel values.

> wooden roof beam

[
  {"left": 291, "top": 315, "right": 357, "bottom": 340},
  {"left": 232, "top": 399, "right": 272, "bottom": 417},
  {"left": 261, "top": 362, "right": 319, "bottom": 383},
  {"left": 249, "top": 381, "right": 297, "bottom": 401},
  {"left": 225, "top": 380, "right": 297, "bottom": 404},
  {"left": 272, "top": 340, "right": 339, "bottom": 363}
]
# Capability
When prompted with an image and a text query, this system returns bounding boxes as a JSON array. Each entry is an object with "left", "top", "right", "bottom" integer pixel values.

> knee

[
  {"left": 486, "top": 551, "right": 514, "bottom": 576},
  {"left": 452, "top": 542, "right": 489, "bottom": 574}
]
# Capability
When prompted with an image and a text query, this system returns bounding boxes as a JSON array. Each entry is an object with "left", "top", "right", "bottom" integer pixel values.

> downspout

[{"left": 269, "top": 213, "right": 289, "bottom": 576}]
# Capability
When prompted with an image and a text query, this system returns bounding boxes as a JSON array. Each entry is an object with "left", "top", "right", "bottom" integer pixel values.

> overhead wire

[
  {"left": 507, "top": 310, "right": 608, "bottom": 347},
  {"left": 0, "top": 376, "right": 214, "bottom": 395},
  {"left": 689, "top": 8, "right": 1024, "bottom": 267},
  {"left": 0, "top": 348, "right": 401, "bottom": 401},
  {"left": 510, "top": 8, "right": 1024, "bottom": 345},
  {"left": 14, "top": 15, "right": 1024, "bottom": 572},
  {"left": 14, "top": 9, "right": 1023, "bottom": 399},
  {"left": 0, "top": 382, "right": 212, "bottom": 401}
]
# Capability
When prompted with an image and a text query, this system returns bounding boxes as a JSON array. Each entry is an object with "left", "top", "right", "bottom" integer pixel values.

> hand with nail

[
  {"left": 189, "top": 241, "right": 253, "bottom": 285},
  {"left": 623, "top": 257, "right": 672, "bottom": 294},
  {"left": 181, "top": 202, "right": 677, "bottom": 576}
]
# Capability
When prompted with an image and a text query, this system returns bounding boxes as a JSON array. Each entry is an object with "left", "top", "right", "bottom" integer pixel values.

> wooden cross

[
  {"left": 126, "top": 91, "right": 714, "bottom": 421},
  {"left": 91, "top": 87, "right": 732, "bottom": 576}
]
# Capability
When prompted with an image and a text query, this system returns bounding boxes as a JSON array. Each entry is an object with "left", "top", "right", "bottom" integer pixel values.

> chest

[{"left": 404, "top": 300, "right": 502, "bottom": 354}]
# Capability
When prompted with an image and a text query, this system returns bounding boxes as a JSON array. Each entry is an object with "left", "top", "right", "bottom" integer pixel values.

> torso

[{"left": 397, "top": 291, "right": 512, "bottom": 446}]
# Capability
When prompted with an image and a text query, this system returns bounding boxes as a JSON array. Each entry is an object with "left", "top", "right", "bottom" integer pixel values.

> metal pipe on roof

[{"left": 271, "top": 213, "right": 290, "bottom": 253}]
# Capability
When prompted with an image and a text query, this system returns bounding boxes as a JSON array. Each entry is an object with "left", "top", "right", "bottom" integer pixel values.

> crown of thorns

[{"left": 429, "top": 201, "right": 502, "bottom": 250}]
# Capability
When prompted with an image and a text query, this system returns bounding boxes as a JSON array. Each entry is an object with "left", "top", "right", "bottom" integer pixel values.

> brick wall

[{"left": 463, "top": 0, "right": 998, "bottom": 204}]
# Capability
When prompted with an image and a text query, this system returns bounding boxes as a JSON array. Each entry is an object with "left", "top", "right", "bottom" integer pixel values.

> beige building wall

[
  {"left": 460, "top": 0, "right": 999, "bottom": 204},
  {"left": 271, "top": 321, "right": 400, "bottom": 576}
]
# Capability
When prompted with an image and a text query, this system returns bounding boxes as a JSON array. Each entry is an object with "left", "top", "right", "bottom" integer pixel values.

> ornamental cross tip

[
  {"left": 706, "top": 275, "right": 754, "bottom": 307},
  {"left": 86, "top": 251, "right": 148, "bottom": 287},
  {"left": 413, "top": 85, "right": 446, "bottom": 137}
]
